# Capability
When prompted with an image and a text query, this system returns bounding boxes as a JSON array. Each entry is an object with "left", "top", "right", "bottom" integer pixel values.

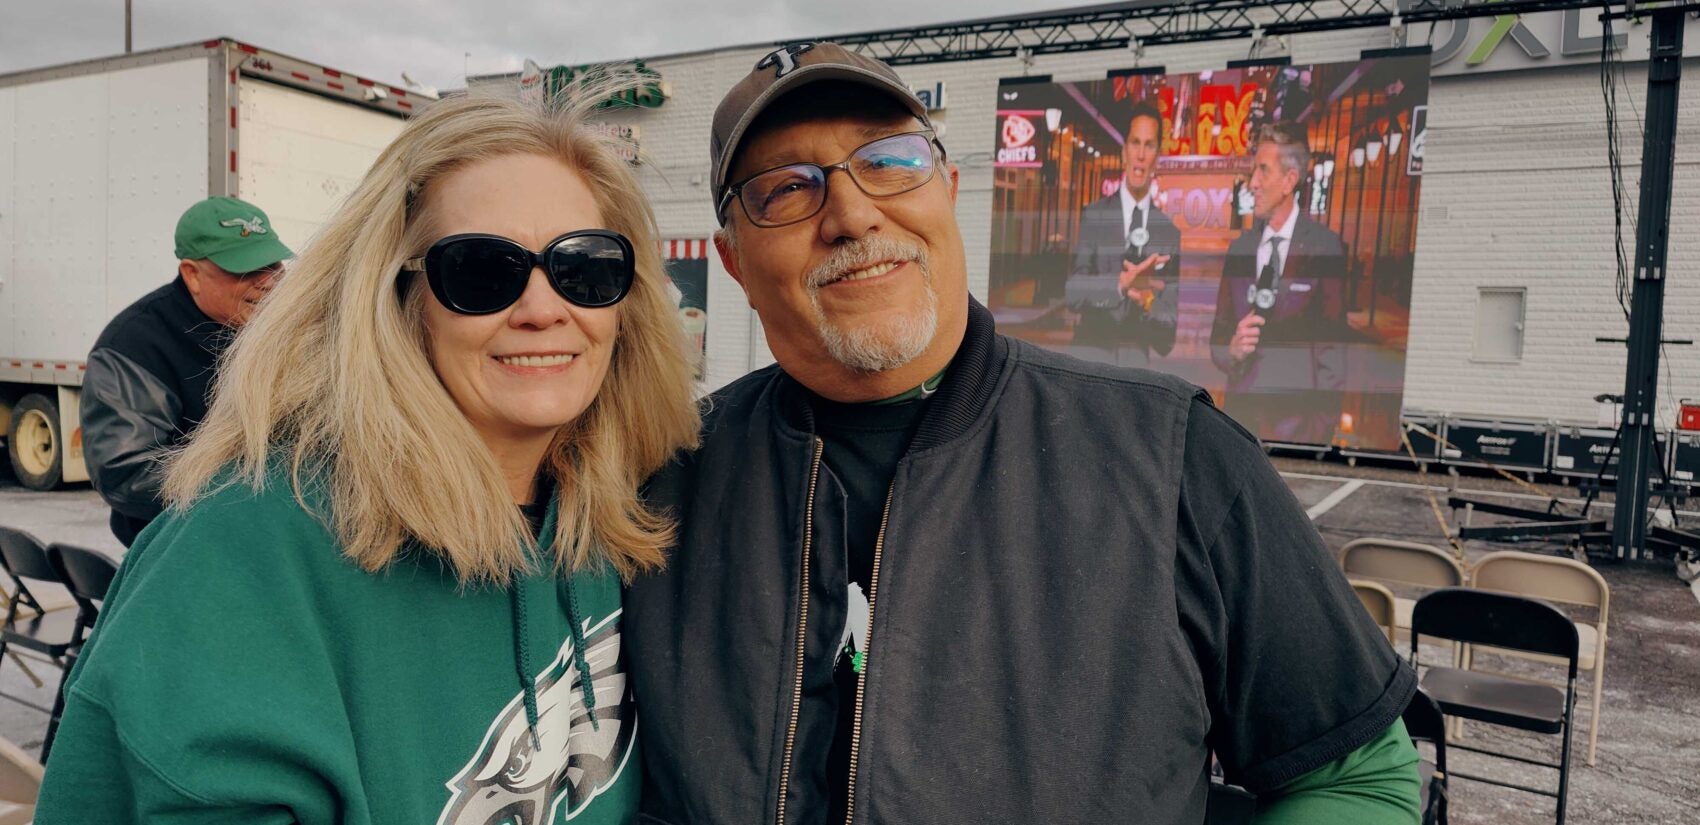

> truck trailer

[{"left": 0, "top": 39, "right": 416, "bottom": 489}]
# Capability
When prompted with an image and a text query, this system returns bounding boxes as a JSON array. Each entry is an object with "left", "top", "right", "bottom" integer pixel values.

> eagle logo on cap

[
  {"left": 757, "top": 43, "right": 814, "bottom": 78},
  {"left": 219, "top": 216, "right": 268, "bottom": 237}
]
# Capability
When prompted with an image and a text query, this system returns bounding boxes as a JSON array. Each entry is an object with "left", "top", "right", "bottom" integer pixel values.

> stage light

[
  {"left": 1352, "top": 147, "right": 1366, "bottom": 168},
  {"left": 1366, "top": 138, "right": 1384, "bottom": 164},
  {"left": 1388, "top": 131, "right": 1403, "bottom": 155}
]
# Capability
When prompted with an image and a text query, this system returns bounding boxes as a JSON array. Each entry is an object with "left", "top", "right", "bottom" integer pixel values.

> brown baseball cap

[{"left": 710, "top": 42, "right": 931, "bottom": 219}]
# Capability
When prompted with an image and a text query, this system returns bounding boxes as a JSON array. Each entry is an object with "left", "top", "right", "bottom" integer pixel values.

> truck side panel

[
  {"left": 1, "top": 57, "right": 208, "bottom": 368},
  {"left": 0, "top": 87, "right": 15, "bottom": 362},
  {"left": 107, "top": 58, "right": 213, "bottom": 339},
  {"left": 237, "top": 78, "right": 405, "bottom": 248},
  {"left": 12, "top": 67, "right": 108, "bottom": 369}
]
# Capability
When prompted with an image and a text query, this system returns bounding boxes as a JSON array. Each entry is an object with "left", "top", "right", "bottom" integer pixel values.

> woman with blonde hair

[{"left": 36, "top": 84, "right": 699, "bottom": 824}]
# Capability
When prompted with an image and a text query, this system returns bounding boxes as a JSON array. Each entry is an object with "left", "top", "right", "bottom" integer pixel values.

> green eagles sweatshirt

[{"left": 35, "top": 471, "right": 640, "bottom": 825}]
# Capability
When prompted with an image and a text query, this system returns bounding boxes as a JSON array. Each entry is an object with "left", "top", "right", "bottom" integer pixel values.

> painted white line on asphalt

[
  {"left": 1307, "top": 480, "right": 1366, "bottom": 521},
  {"left": 1277, "top": 470, "right": 1700, "bottom": 518}
]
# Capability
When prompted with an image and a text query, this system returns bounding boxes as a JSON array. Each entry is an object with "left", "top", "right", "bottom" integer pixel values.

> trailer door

[
  {"left": 237, "top": 78, "right": 405, "bottom": 247},
  {"left": 0, "top": 86, "right": 16, "bottom": 358}
]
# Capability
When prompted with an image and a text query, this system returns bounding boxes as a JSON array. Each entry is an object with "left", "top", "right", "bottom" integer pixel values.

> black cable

[
  {"left": 1601, "top": 9, "right": 1684, "bottom": 467},
  {"left": 1601, "top": 7, "right": 1632, "bottom": 323}
]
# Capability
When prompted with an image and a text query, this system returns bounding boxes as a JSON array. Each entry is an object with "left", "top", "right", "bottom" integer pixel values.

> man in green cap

[{"left": 82, "top": 196, "right": 293, "bottom": 545}]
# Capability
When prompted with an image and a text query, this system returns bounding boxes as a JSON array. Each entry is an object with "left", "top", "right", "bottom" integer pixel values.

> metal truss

[{"left": 833, "top": 1, "right": 1678, "bottom": 65}]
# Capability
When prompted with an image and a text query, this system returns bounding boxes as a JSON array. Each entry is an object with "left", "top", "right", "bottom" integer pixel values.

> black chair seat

[
  {"left": 0, "top": 605, "right": 81, "bottom": 655},
  {"left": 1422, "top": 666, "right": 1567, "bottom": 733},
  {"left": 1205, "top": 780, "right": 1256, "bottom": 825}
]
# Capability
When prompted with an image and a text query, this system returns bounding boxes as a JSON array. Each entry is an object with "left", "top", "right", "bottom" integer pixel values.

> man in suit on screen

[
  {"left": 1065, "top": 100, "right": 1180, "bottom": 368},
  {"left": 1209, "top": 121, "right": 1351, "bottom": 445}
]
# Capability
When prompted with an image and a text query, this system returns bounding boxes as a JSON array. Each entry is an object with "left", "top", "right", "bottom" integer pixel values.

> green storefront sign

[{"left": 523, "top": 59, "right": 667, "bottom": 109}]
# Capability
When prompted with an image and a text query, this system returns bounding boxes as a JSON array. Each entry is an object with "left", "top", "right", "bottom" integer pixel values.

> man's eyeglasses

[
  {"left": 231, "top": 263, "right": 285, "bottom": 279},
  {"left": 718, "top": 131, "right": 944, "bottom": 228}
]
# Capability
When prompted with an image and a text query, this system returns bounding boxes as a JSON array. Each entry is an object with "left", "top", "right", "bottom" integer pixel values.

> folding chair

[
  {"left": 1470, "top": 551, "right": 1610, "bottom": 766},
  {"left": 1403, "top": 688, "right": 1449, "bottom": 825},
  {"left": 1350, "top": 579, "right": 1398, "bottom": 643},
  {"left": 0, "top": 526, "right": 82, "bottom": 709},
  {"left": 1204, "top": 754, "right": 1255, "bottom": 825},
  {"left": 1204, "top": 781, "right": 1255, "bottom": 825},
  {"left": 42, "top": 543, "right": 120, "bottom": 762},
  {"left": 0, "top": 735, "right": 42, "bottom": 825},
  {"left": 1339, "top": 539, "right": 1466, "bottom": 645},
  {"left": 1411, "top": 588, "right": 1579, "bottom": 825}
]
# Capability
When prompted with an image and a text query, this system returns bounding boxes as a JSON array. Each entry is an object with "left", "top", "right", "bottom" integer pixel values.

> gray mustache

[{"left": 806, "top": 237, "right": 927, "bottom": 289}]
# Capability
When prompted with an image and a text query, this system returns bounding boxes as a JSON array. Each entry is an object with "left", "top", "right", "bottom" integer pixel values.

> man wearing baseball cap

[
  {"left": 82, "top": 196, "right": 291, "bottom": 545},
  {"left": 626, "top": 42, "right": 1424, "bottom": 824}
]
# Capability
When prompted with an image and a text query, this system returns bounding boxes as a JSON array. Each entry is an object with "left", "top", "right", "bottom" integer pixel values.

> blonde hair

[{"left": 164, "top": 85, "right": 700, "bottom": 585}]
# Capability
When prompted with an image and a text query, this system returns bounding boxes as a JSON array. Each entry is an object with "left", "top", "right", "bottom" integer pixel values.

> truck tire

[{"left": 7, "top": 393, "right": 63, "bottom": 491}]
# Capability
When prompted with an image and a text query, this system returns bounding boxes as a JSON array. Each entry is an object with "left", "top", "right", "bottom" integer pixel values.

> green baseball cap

[{"left": 173, "top": 196, "right": 293, "bottom": 274}]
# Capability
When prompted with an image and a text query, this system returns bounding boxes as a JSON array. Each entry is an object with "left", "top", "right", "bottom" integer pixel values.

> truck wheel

[{"left": 7, "top": 393, "right": 63, "bottom": 491}]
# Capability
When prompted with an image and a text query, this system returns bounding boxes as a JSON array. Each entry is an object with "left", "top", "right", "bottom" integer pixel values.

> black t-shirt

[
  {"left": 520, "top": 498, "right": 550, "bottom": 540},
  {"left": 809, "top": 393, "right": 927, "bottom": 824},
  {"left": 520, "top": 477, "right": 555, "bottom": 540}
]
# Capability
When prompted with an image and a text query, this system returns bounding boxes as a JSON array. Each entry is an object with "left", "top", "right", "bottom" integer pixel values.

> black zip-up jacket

[
  {"left": 82, "top": 278, "right": 231, "bottom": 546},
  {"left": 628, "top": 300, "right": 1415, "bottom": 825}
]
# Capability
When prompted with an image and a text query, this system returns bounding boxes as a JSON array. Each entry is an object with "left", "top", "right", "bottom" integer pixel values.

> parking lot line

[{"left": 1305, "top": 480, "right": 1365, "bottom": 521}]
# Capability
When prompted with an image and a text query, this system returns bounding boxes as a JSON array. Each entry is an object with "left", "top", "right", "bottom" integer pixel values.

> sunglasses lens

[
  {"left": 547, "top": 234, "right": 633, "bottom": 307},
  {"left": 436, "top": 239, "right": 530, "bottom": 313}
]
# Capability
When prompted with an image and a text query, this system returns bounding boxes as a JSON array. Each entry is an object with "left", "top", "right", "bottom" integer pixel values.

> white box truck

[{"left": 0, "top": 39, "right": 416, "bottom": 489}]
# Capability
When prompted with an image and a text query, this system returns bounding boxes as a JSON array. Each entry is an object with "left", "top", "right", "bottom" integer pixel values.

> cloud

[{"left": 2, "top": 0, "right": 1066, "bottom": 92}]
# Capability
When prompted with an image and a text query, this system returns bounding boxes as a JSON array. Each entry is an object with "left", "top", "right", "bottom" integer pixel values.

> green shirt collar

[{"left": 867, "top": 367, "right": 946, "bottom": 406}]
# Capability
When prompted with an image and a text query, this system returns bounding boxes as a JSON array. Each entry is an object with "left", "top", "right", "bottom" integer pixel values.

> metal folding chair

[
  {"left": 1403, "top": 688, "right": 1449, "bottom": 825},
  {"left": 41, "top": 543, "right": 120, "bottom": 762},
  {"left": 0, "top": 527, "right": 81, "bottom": 710},
  {"left": 1340, "top": 538, "right": 1466, "bottom": 645},
  {"left": 1470, "top": 551, "right": 1610, "bottom": 765},
  {"left": 1350, "top": 579, "right": 1398, "bottom": 643},
  {"left": 0, "top": 734, "right": 41, "bottom": 825},
  {"left": 1199, "top": 750, "right": 1257, "bottom": 824},
  {"left": 1411, "top": 587, "right": 1579, "bottom": 825}
]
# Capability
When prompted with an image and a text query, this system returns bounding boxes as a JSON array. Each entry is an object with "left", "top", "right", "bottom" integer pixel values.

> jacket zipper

[
  {"left": 842, "top": 482, "right": 897, "bottom": 825},
  {"left": 776, "top": 438, "right": 825, "bottom": 825}
]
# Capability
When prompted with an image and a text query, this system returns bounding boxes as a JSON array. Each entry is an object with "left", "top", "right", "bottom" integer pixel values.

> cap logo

[
  {"left": 756, "top": 43, "right": 814, "bottom": 78},
  {"left": 219, "top": 216, "right": 268, "bottom": 237}
]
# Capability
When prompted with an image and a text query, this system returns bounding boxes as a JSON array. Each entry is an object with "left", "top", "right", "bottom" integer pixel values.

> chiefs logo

[
  {"left": 996, "top": 114, "right": 1041, "bottom": 166},
  {"left": 1001, "top": 114, "right": 1036, "bottom": 149}
]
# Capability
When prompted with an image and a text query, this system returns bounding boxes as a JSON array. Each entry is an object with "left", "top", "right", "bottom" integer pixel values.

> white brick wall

[{"left": 618, "top": 33, "right": 1700, "bottom": 428}]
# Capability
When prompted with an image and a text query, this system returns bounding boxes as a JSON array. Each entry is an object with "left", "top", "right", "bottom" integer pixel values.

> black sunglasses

[
  {"left": 718, "top": 131, "right": 944, "bottom": 228},
  {"left": 401, "top": 229, "right": 635, "bottom": 315}
]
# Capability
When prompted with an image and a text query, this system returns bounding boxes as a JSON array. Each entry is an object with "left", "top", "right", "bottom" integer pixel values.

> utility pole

[
  {"left": 1613, "top": 7, "right": 1685, "bottom": 562},
  {"left": 125, "top": 0, "right": 133, "bottom": 53}
]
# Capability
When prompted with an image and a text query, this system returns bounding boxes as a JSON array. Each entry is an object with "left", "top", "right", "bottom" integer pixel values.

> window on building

[{"left": 1473, "top": 287, "right": 1526, "bottom": 362}]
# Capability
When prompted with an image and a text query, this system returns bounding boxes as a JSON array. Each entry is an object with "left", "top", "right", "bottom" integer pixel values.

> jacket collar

[
  {"left": 168, "top": 276, "right": 238, "bottom": 349},
  {"left": 772, "top": 298, "right": 1007, "bottom": 451}
]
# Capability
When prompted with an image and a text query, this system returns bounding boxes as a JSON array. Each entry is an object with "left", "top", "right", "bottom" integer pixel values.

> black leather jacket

[{"left": 81, "top": 278, "right": 230, "bottom": 545}]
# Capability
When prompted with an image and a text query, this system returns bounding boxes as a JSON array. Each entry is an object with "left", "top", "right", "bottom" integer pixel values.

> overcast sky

[{"left": 1, "top": 1, "right": 1092, "bottom": 92}]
